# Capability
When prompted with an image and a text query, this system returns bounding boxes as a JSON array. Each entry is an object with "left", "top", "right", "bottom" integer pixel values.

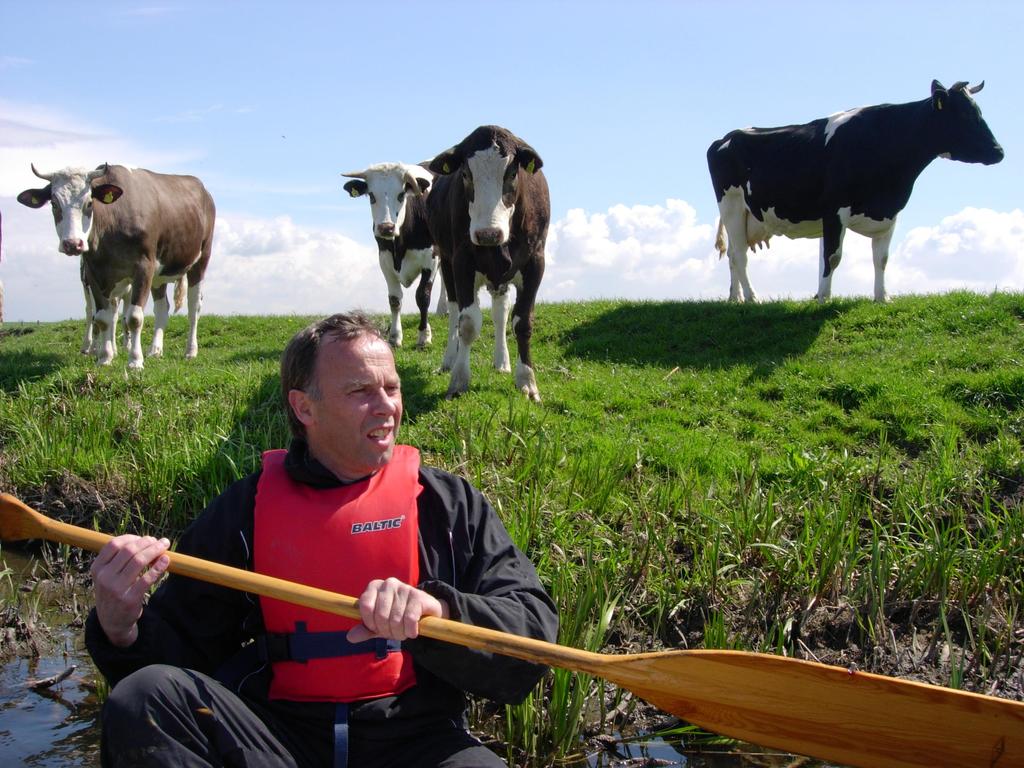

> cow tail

[
  {"left": 714, "top": 218, "right": 727, "bottom": 259},
  {"left": 174, "top": 275, "right": 187, "bottom": 313}
]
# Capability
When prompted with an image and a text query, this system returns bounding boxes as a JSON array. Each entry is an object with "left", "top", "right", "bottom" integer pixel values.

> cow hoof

[
  {"left": 416, "top": 340, "right": 431, "bottom": 350},
  {"left": 521, "top": 385, "right": 541, "bottom": 403},
  {"left": 128, "top": 360, "right": 145, "bottom": 370},
  {"left": 444, "top": 388, "right": 466, "bottom": 400},
  {"left": 148, "top": 347, "right": 164, "bottom": 357}
]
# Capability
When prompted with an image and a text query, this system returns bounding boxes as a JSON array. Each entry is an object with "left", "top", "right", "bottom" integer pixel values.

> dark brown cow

[
  {"left": 427, "top": 126, "right": 550, "bottom": 401},
  {"left": 18, "top": 164, "right": 216, "bottom": 368}
]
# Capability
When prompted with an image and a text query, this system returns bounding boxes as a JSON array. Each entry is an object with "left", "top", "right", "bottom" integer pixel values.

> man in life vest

[{"left": 85, "top": 311, "right": 559, "bottom": 767}]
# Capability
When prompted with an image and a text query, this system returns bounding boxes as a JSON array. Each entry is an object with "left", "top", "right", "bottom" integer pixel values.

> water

[{"left": 1, "top": 548, "right": 103, "bottom": 765}]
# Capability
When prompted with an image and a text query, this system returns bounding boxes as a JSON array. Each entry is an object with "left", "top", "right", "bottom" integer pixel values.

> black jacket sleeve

[
  {"left": 405, "top": 468, "right": 559, "bottom": 704},
  {"left": 85, "top": 473, "right": 262, "bottom": 686}
]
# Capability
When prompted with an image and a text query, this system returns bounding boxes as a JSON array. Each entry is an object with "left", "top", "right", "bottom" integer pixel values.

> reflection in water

[{"left": 0, "top": 636, "right": 103, "bottom": 765}]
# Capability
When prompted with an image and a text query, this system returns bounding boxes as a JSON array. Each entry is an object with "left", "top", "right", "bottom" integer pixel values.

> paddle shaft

[
  {"left": 28, "top": 512, "right": 607, "bottom": 673},
  {"left": 8, "top": 497, "right": 1024, "bottom": 768}
]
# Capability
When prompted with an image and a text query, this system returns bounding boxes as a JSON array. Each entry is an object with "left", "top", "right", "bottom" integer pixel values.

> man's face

[{"left": 290, "top": 334, "right": 403, "bottom": 481}]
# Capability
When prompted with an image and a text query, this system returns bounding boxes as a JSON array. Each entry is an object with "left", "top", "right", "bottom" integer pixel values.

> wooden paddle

[{"left": 1, "top": 492, "right": 1021, "bottom": 767}]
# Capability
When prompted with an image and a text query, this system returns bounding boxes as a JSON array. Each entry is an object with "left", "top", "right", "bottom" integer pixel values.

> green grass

[{"left": 1, "top": 291, "right": 1022, "bottom": 764}]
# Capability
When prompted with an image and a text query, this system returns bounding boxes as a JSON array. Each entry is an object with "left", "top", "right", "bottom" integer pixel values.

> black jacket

[{"left": 86, "top": 440, "right": 558, "bottom": 747}]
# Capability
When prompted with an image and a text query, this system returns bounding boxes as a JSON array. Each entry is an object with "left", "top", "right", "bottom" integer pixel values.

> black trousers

[{"left": 100, "top": 665, "right": 506, "bottom": 768}]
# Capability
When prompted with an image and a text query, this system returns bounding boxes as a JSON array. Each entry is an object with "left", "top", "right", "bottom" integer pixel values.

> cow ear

[
  {"left": 17, "top": 185, "right": 51, "bottom": 208},
  {"left": 344, "top": 180, "right": 368, "bottom": 198},
  {"left": 429, "top": 149, "right": 461, "bottom": 175},
  {"left": 92, "top": 184, "right": 123, "bottom": 204},
  {"left": 415, "top": 177, "right": 431, "bottom": 194},
  {"left": 931, "top": 80, "right": 948, "bottom": 111},
  {"left": 517, "top": 146, "right": 543, "bottom": 174}
]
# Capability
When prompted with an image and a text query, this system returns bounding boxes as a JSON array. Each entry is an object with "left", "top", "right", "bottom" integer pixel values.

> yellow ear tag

[
  {"left": 349, "top": 188, "right": 359, "bottom": 197},
  {"left": 442, "top": 162, "right": 450, "bottom": 173},
  {"left": 102, "top": 191, "right": 115, "bottom": 204},
  {"left": 31, "top": 196, "right": 40, "bottom": 205},
  {"left": 526, "top": 159, "right": 536, "bottom": 173},
  {"left": 937, "top": 100, "right": 943, "bottom": 110}
]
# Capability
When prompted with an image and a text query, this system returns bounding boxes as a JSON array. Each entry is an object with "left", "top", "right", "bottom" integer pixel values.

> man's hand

[
  {"left": 90, "top": 535, "right": 170, "bottom": 648},
  {"left": 347, "top": 577, "right": 449, "bottom": 643}
]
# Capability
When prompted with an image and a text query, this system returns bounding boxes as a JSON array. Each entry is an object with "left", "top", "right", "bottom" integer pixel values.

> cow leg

[
  {"left": 816, "top": 214, "right": 846, "bottom": 303},
  {"left": 719, "top": 191, "right": 756, "bottom": 302},
  {"left": 511, "top": 262, "right": 543, "bottom": 402},
  {"left": 871, "top": 226, "right": 895, "bottom": 303},
  {"left": 448, "top": 302, "right": 482, "bottom": 399},
  {"left": 185, "top": 280, "right": 202, "bottom": 359},
  {"left": 378, "top": 252, "right": 404, "bottom": 347},
  {"left": 81, "top": 280, "right": 96, "bottom": 355},
  {"left": 439, "top": 257, "right": 460, "bottom": 372},
  {"left": 414, "top": 270, "right": 433, "bottom": 349},
  {"left": 123, "top": 265, "right": 156, "bottom": 369},
  {"left": 445, "top": 258, "right": 481, "bottom": 398},
  {"left": 489, "top": 284, "right": 512, "bottom": 373},
  {"left": 92, "top": 293, "right": 119, "bottom": 366},
  {"left": 149, "top": 285, "right": 170, "bottom": 357},
  {"left": 434, "top": 275, "right": 448, "bottom": 317}
]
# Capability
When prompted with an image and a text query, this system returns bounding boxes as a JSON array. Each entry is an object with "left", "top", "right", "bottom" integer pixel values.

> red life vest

[{"left": 253, "top": 445, "right": 421, "bottom": 702}]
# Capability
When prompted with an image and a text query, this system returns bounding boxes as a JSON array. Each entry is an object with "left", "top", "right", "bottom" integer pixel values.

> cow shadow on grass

[
  {"left": 0, "top": 329, "right": 65, "bottom": 393},
  {"left": 558, "top": 300, "right": 853, "bottom": 380}
]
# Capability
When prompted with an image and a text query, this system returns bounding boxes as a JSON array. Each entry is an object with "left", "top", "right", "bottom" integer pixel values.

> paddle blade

[
  {"left": 604, "top": 649, "right": 1024, "bottom": 768},
  {"left": 0, "top": 493, "right": 51, "bottom": 542}
]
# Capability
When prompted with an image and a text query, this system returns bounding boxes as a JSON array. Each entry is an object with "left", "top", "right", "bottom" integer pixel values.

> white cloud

[
  {"left": 542, "top": 199, "right": 721, "bottom": 301},
  {"left": 5, "top": 197, "right": 1023, "bottom": 326},
  {"left": 541, "top": 202, "right": 1024, "bottom": 303},
  {"left": 203, "top": 215, "right": 384, "bottom": 315},
  {"left": 0, "top": 100, "right": 200, "bottom": 197}
]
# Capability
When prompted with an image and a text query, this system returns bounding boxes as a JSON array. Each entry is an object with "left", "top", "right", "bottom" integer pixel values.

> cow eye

[
  {"left": 397, "top": 191, "right": 405, "bottom": 203},
  {"left": 368, "top": 193, "right": 377, "bottom": 204}
]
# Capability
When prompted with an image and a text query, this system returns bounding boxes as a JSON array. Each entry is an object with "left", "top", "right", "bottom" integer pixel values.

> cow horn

[
  {"left": 87, "top": 163, "right": 109, "bottom": 181},
  {"left": 403, "top": 169, "right": 424, "bottom": 196},
  {"left": 31, "top": 163, "right": 55, "bottom": 181},
  {"left": 969, "top": 80, "right": 985, "bottom": 95},
  {"left": 340, "top": 170, "right": 367, "bottom": 179},
  {"left": 950, "top": 81, "right": 969, "bottom": 92}
]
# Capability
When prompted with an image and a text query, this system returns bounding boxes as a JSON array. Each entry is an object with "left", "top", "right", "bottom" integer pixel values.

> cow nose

[
  {"left": 377, "top": 222, "right": 396, "bottom": 238},
  {"left": 474, "top": 228, "right": 504, "bottom": 247},
  {"left": 61, "top": 238, "right": 85, "bottom": 255}
]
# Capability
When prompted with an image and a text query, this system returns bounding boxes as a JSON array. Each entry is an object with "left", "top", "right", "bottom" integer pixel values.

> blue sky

[{"left": 1, "top": 1, "right": 1021, "bottom": 322}]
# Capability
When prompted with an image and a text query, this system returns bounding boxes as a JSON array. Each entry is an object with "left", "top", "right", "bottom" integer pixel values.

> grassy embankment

[{"left": 1, "top": 292, "right": 1022, "bottom": 765}]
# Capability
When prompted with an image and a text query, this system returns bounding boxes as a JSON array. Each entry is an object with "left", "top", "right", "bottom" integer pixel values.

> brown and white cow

[
  {"left": 342, "top": 162, "right": 442, "bottom": 349},
  {"left": 18, "top": 164, "right": 216, "bottom": 368},
  {"left": 427, "top": 126, "right": 549, "bottom": 401}
]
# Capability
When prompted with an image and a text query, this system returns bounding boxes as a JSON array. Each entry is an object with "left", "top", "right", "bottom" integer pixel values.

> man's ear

[
  {"left": 288, "top": 389, "right": 316, "bottom": 427},
  {"left": 92, "top": 184, "right": 123, "bottom": 204},
  {"left": 17, "top": 185, "right": 52, "bottom": 208},
  {"left": 344, "top": 179, "right": 368, "bottom": 198}
]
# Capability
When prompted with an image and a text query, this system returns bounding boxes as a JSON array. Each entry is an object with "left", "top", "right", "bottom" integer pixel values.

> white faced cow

[
  {"left": 342, "top": 162, "right": 443, "bottom": 349},
  {"left": 18, "top": 164, "right": 215, "bottom": 368},
  {"left": 427, "top": 126, "right": 549, "bottom": 401},
  {"left": 708, "top": 80, "right": 1004, "bottom": 303}
]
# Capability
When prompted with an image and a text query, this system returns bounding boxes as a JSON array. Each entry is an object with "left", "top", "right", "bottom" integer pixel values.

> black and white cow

[
  {"left": 342, "top": 162, "right": 444, "bottom": 348},
  {"left": 708, "top": 80, "right": 1004, "bottom": 303},
  {"left": 427, "top": 125, "right": 549, "bottom": 401},
  {"left": 18, "top": 164, "right": 216, "bottom": 368}
]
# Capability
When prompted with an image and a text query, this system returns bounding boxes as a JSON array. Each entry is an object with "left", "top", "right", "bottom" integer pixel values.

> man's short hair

[{"left": 280, "top": 311, "right": 387, "bottom": 439}]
